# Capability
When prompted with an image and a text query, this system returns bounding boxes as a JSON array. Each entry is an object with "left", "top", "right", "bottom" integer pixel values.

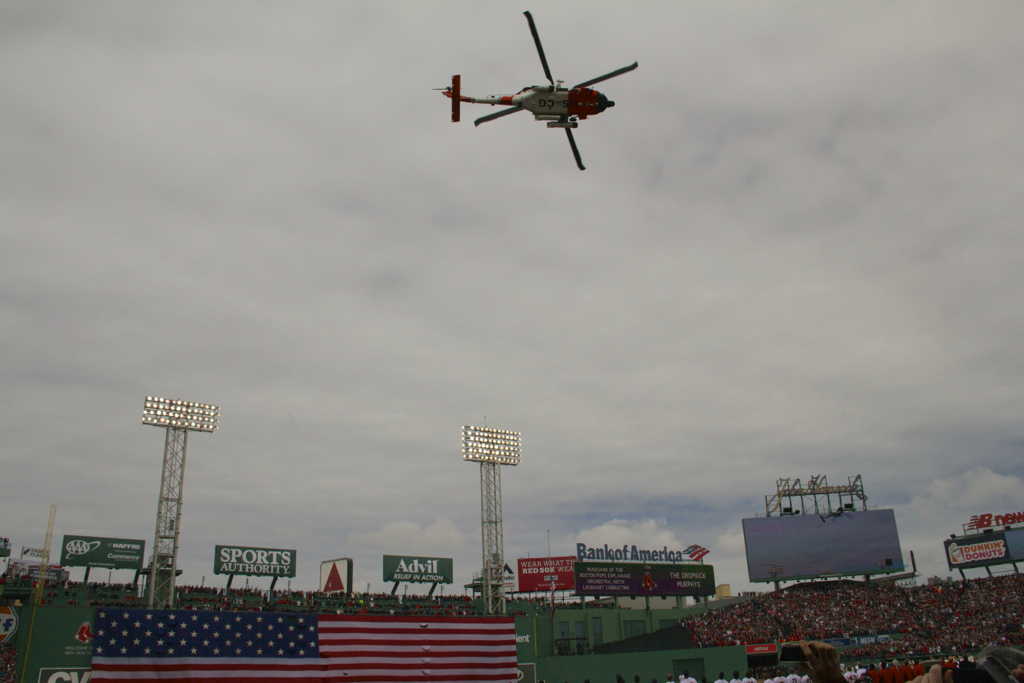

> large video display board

[
  {"left": 944, "top": 528, "right": 1024, "bottom": 571},
  {"left": 742, "top": 509, "right": 904, "bottom": 582},
  {"left": 574, "top": 561, "right": 715, "bottom": 596}
]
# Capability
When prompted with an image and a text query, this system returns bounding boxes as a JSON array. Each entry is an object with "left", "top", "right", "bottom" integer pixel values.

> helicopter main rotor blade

[
  {"left": 474, "top": 105, "right": 524, "bottom": 127},
  {"left": 565, "top": 128, "right": 585, "bottom": 171},
  {"left": 573, "top": 61, "right": 638, "bottom": 89},
  {"left": 523, "top": 11, "right": 554, "bottom": 85}
]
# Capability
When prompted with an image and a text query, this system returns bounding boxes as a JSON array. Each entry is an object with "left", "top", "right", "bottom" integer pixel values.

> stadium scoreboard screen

[{"left": 742, "top": 509, "right": 904, "bottom": 582}]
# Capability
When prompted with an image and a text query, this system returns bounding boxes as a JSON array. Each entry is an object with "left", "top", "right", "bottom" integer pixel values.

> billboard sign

[
  {"left": 855, "top": 635, "right": 890, "bottom": 645},
  {"left": 60, "top": 535, "right": 145, "bottom": 570},
  {"left": 966, "top": 511, "right": 1024, "bottom": 530},
  {"left": 383, "top": 555, "right": 453, "bottom": 584},
  {"left": 822, "top": 638, "right": 852, "bottom": 647},
  {"left": 518, "top": 556, "right": 576, "bottom": 592},
  {"left": 746, "top": 643, "right": 777, "bottom": 654},
  {"left": 944, "top": 528, "right": 1024, "bottom": 570},
  {"left": 214, "top": 546, "right": 296, "bottom": 577},
  {"left": 575, "top": 542, "right": 709, "bottom": 563},
  {"left": 742, "top": 509, "right": 904, "bottom": 582},
  {"left": 574, "top": 561, "right": 715, "bottom": 596},
  {"left": 320, "top": 558, "right": 352, "bottom": 594},
  {"left": 7, "top": 560, "right": 69, "bottom": 583},
  {"left": 503, "top": 563, "right": 517, "bottom": 594}
]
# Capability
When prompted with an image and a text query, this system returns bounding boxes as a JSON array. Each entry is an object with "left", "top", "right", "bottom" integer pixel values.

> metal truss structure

[
  {"left": 479, "top": 461, "right": 505, "bottom": 615},
  {"left": 764, "top": 474, "right": 868, "bottom": 517},
  {"left": 150, "top": 426, "right": 187, "bottom": 608},
  {"left": 143, "top": 397, "right": 218, "bottom": 608},
  {"left": 463, "top": 425, "right": 521, "bottom": 616}
]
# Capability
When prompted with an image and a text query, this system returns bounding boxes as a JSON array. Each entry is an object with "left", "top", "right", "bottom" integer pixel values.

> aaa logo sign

[{"left": 0, "top": 606, "right": 17, "bottom": 645}]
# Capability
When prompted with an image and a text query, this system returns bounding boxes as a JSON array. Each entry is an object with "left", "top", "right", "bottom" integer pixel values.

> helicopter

[
  {"left": 819, "top": 510, "right": 851, "bottom": 523},
  {"left": 439, "top": 11, "right": 637, "bottom": 171}
]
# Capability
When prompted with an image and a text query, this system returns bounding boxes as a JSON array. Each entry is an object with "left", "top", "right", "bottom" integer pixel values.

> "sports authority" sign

[{"left": 214, "top": 545, "right": 296, "bottom": 577}]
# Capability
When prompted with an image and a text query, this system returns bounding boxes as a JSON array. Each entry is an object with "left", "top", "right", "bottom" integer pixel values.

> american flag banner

[
  {"left": 90, "top": 609, "right": 517, "bottom": 682},
  {"left": 318, "top": 614, "right": 517, "bottom": 682}
]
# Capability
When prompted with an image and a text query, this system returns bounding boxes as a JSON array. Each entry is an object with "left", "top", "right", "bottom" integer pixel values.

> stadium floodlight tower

[
  {"left": 142, "top": 396, "right": 219, "bottom": 608},
  {"left": 462, "top": 425, "right": 521, "bottom": 616}
]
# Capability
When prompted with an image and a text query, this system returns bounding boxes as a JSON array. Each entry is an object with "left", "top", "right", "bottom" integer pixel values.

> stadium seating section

[{"left": 1, "top": 573, "right": 1021, "bottom": 663}]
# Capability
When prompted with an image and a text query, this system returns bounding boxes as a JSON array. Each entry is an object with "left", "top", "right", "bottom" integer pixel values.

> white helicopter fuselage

[{"left": 467, "top": 84, "right": 611, "bottom": 122}]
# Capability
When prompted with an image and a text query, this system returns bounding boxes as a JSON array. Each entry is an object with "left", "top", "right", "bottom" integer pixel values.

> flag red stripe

[{"left": 317, "top": 614, "right": 517, "bottom": 682}]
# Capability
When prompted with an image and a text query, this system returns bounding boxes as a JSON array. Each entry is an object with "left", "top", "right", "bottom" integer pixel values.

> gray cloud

[{"left": 2, "top": 1, "right": 1023, "bottom": 594}]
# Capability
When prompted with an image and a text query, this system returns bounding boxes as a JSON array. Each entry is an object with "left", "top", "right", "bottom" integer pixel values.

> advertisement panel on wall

[
  {"left": 503, "top": 563, "right": 517, "bottom": 594},
  {"left": 14, "top": 606, "right": 94, "bottom": 683},
  {"left": 944, "top": 529, "right": 1024, "bottom": 570},
  {"left": 214, "top": 545, "right": 296, "bottom": 577},
  {"left": 7, "top": 560, "right": 69, "bottom": 583},
  {"left": 0, "top": 607, "right": 17, "bottom": 646},
  {"left": 60, "top": 535, "right": 145, "bottom": 570},
  {"left": 383, "top": 555, "right": 453, "bottom": 583},
  {"left": 518, "top": 556, "right": 576, "bottom": 592},
  {"left": 320, "top": 558, "right": 352, "bottom": 595},
  {"left": 574, "top": 561, "right": 715, "bottom": 596},
  {"left": 742, "top": 509, "right": 904, "bottom": 582}
]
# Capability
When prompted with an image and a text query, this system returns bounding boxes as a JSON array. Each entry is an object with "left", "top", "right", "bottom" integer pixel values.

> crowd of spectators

[
  {"left": 0, "top": 580, "right": 140, "bottom": 607},
  {"left": 0, "top": 643, "right": 15, "bottom": 683},
  {"left": 0, "top": 571, "right": 487, "bottom": 616},
  {"left": 681, "top": 574, "right": 1023, "bottom": 658},
  {"left": 174, "top": 585, "right": 484, "bottom": 616}
]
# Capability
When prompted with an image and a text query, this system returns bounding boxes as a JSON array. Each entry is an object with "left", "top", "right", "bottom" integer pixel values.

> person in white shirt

[
  {"left": 787, "top": 668, "right": 803, "bottom": 683},
  {"left": 730, "top": 671, "right": 743, "bottom": 683},
  {"left": 714, "top": 672, "right": 729, "bottom": 683},
  {"left": 741, "top": 670, "right": 757, "bottom": 683},
  {"left": 679, "top": 671, "right": 697, "bottom": 683}
]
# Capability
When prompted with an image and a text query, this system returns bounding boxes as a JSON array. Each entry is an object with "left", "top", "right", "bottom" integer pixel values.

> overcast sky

[{"left": 2, "top": 1, "right": 1023, "bottom": 597}]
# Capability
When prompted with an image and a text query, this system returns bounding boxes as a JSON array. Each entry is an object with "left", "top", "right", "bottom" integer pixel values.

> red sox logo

[{"left": 75, "top": 622, "right": 94, "bottom": 644}]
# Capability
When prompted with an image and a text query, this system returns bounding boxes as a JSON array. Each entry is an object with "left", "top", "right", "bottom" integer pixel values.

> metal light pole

[
  {"left": 142, "top": 396, "right": 219, "bottom": 608},
  {"left": 462, "top": 425, "right": 520, "bottom": 616}
]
